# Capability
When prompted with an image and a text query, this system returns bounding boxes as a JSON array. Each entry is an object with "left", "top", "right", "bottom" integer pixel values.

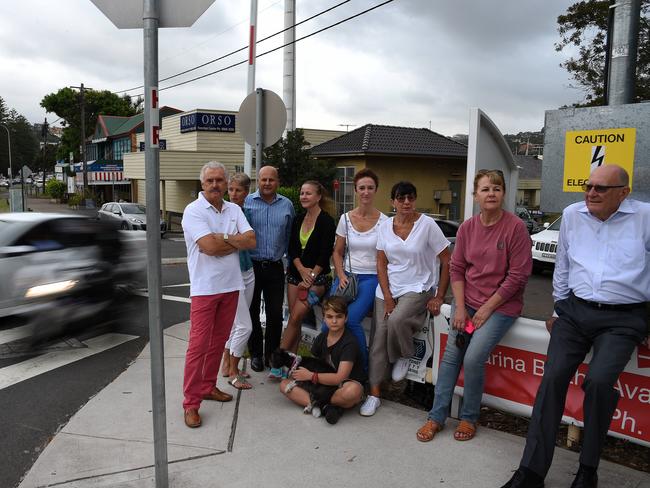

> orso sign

[{"left": 180, "top": 112, "right": 236, "bottom": 133}]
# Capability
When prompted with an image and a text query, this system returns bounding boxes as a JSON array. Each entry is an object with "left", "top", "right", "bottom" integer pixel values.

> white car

[{"left": 531, "top": 216, "right": 561, "bottom": 273}]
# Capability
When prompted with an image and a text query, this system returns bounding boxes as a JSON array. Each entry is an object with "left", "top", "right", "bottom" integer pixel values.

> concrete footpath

[{"left": 18, "top": 321, "right": 650, "bottom": 488}]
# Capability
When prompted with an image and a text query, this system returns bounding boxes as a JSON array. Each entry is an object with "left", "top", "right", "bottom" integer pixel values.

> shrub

[
  {"left": 44, "top": 179, "right": 66, "bottom": 200},
  {"left": 278, "top": 186, "right": 301, "bottom": 214},
  {"left": 68, "top": 193, "right": 82, "bottom": 208}
]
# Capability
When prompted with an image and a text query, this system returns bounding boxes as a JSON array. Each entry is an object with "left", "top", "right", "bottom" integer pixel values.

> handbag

[{"left": 332, "top": 213, "right": 359, "bottom": 303}]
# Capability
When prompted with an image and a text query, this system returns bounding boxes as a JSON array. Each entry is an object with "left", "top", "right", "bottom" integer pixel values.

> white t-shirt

[
  {"left": 375, "top": 215, "right": 450, "bottom": 299},
  {"left": 182, "top": 192, "right": 253, "bottom": 297},
  {"left": 336, "top": 211, "right": 388, "bottom": 275}
]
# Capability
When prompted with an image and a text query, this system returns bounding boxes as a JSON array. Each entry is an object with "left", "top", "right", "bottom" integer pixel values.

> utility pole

[
  {"left": 70, "top": 83, "right": 90, "bottom": 195},
  {"left": 41, "top": 118, "right": 48, "bottom": 196}
]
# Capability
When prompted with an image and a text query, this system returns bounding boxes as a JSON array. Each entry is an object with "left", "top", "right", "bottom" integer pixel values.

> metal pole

[
  {"left": 80, "top": 83, "right": 88, "bottom": 193},
  {"left": 255, "top": 88, "right": 264, "bottom": 177},
  {"left": 607, "top": 0, "right": 641, "bottom": 105},
  {"left": 143, "top": 0, "right": 168, "bottom": 487},
  {"left": 282, "top": 0, "right": 296, "bottom": 133},
  {"left": 244, "top": 0, "right": 258, "bottom": 179}
]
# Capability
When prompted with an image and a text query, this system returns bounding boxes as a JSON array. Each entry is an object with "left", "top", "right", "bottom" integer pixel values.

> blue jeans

[
  {"left": 428, "top": 303, "right": 516, "bottom": 425},
  {"left": 321, "top": 273, "right": 377, "bottom": 372}
]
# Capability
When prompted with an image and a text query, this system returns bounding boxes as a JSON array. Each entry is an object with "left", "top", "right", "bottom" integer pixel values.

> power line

[
  {"left": 156, "top": 0, "right": 395, "bottom": 95},
  {"left": 115, "top": 0, "right": 352, "bottom": 94}
]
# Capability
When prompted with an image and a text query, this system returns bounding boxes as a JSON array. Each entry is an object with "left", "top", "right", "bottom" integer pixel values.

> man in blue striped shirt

[{"left": 245, "top": 166, "right": 295, "bottom": 372}]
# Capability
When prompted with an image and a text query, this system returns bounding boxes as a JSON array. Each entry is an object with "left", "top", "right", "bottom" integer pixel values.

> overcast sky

[{"left": 0, "top": 0, "right": 583, "bottom": 136}]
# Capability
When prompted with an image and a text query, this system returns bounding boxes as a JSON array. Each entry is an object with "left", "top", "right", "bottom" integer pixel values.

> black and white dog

[{"left": 270, "top": 348, "right": 338, "bottom": 417}]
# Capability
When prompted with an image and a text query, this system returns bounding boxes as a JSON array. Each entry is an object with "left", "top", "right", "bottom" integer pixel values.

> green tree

[
  {"left": 0, "top": 98, "right": 38, "bottom": 178},
  {"left": 40, "top": 88, "right": 139, "bottom": 160},
  {"left": 556, "top": 0, "right": 650, "bottom": 105},
  {"left": 263, "top": 129, "right": 337, "bottom": 191}
]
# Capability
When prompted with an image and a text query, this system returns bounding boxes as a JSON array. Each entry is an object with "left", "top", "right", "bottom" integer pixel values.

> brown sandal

[
  {"left": 454, "top": 420, "right": 477, "bottom": 441},
  {"left": 416, "top": 419, "right": 442, "bottom": 442}
]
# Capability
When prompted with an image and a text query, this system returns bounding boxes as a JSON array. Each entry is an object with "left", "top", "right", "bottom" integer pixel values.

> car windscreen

[
  {"left": 120, "top": 204, "right": 146, "bottom": 214},
  {"left": 548, "top": 217, "right": 562, "bottom": 231},
  {"left": 0, "top": 220, "right": 31, "bottom": 246}
]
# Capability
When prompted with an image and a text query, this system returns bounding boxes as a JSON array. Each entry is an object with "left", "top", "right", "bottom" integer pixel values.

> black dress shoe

[
  {"left": 570, "top": 466, "right": 598, "bottom": 488},
  {"left": 500, "top": 467, "right": 544, "bottom": 488},
  {"left": 250, "top": 356, "right": 265, "bottom": 372}
]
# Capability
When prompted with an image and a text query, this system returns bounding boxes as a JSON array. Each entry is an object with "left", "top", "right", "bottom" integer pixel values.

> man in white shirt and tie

[{"left": 501, "top": 164, "right": 650, "bottom": 488}]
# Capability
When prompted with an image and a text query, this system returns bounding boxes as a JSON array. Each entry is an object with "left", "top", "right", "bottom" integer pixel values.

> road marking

[
  {"left": 162, "top": 283, "right": 190, "bottom": 288},
  {"left": 0, "top": 324, "right": 33, "bottom": 345},
  {"left": 0, "top": 333, "right": 137, "bottom": 391},
  {"left": 133, "top": 290, "right": 191, "bottom": 304}
]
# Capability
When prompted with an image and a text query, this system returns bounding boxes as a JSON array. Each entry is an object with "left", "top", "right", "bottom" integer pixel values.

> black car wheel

[{"left": 120, "top": 221, "right": 129, "bottom": 230}]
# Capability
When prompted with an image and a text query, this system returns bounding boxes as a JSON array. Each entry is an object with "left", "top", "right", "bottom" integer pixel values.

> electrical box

[{"left": 434, "top": 190, "right": 452, "bottom": 204}]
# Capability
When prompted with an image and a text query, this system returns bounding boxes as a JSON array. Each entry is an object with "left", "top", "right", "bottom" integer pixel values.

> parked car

[
  {"left": 0, "top": 213, "right": 146, "bottom": 342},
  {"left": 98, "top": 202, "right": 167, "bottom": 234},
  {"left": 515, "top": 207, "right": 543, "bottom": 234},
  {"left": 0, "top": 179, "right": 8, "bottom": 188},
  {"left": 433, "top": 218, "right": 459, "bottom": 248},
  {"left": 531, "top": 216, "right": 562, "bottom": 274}
]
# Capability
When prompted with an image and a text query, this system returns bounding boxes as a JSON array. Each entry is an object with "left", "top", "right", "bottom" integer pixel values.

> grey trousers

[
  {"left": 368, "top": 291, "right": 432, "bottom": 387},
  {"left": 520, "top": 293, "right": 646, "bottom": 477}
]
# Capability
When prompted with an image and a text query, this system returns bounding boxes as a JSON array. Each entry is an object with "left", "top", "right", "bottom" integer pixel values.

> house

[{"left": 310, "top": 124, "right": 468, "bottom": 219}]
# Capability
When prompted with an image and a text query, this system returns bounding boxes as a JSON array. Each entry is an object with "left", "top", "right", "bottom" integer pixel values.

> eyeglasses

[
  {"left": 477, "top": 169, "right": 504, "bottom": 177},
  {"left": 395, "top": 194, "right": 416, "bottom": 203},
  {"left": 581, "top": 184, "right": 625, "bottom": 193}
]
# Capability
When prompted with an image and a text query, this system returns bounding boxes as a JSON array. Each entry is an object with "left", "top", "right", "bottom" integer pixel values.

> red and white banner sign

[
  {"left": 76, "top": 172, "right": 125, "bottom": 183},
  {"left": 429, "top": 305, "right": 650, "bottom": 447}
]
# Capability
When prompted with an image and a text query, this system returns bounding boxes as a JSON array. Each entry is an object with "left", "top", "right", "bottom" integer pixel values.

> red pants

[{"left": 183, "top": 291, "right": 238, "bottom": 410}]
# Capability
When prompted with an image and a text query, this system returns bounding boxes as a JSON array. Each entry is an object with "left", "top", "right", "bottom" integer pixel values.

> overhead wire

[
  {"left": 114, "top": 0, "right": 352, "bottom": 94},
  {"left": 127, "top": 0, "right": 395, "bottom": 97}
]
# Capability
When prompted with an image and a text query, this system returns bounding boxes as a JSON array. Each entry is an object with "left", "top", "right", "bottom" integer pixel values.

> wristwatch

[{"left": 223, "top": 233, "right": 229, "bottom": 241}]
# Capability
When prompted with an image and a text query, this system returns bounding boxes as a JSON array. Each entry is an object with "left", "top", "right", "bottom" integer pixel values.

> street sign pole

[
  {"left": 255, "top": 88, "right": 264, "bottom": 177},
  {"left": 143, "top": 1, "right": 168, "bottom": 487}
]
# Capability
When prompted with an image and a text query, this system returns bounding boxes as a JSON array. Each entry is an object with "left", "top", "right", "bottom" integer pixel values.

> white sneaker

[
  {"left": 392, "top": 357, "right": 410, "bottom": 382},
  {"left": 360, "top": 395, "right": 381, "bottom": 417}
]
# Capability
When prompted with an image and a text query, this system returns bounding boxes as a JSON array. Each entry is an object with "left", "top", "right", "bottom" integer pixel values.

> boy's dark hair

[{"left": 321, "top": 296, "right": 348, "bottom": 315}]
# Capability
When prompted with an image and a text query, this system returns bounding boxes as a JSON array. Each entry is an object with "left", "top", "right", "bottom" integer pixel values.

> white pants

[{"left": 225, "top": 268, "right": 255, "bottom": 357}]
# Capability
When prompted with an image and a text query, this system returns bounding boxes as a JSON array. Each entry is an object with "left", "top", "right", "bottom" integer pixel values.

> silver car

[{"left": 98, "top": 202, "right": 167, "bottom": 234}]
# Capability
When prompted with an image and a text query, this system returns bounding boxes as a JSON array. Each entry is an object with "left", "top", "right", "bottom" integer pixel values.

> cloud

[{"left": 0, "top": 0, "right": 580, "bottom": 136}]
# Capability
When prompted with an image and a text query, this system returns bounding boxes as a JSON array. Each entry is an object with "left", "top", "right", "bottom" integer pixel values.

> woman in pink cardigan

[{"left": 416, "top": 169, "right": 532, "bottom": 443}]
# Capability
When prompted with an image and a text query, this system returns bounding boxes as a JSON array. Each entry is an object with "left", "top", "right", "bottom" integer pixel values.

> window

[
  {"left": 113, "top": 138, "right": 131, "bottom": 160},
  {"left": 334, "top": 166, "right": 356, "bottom": 216}
]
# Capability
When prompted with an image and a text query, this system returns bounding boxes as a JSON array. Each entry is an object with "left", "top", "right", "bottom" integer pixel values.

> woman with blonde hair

[{"left": 271, "top": 181, "right": 336, "bottom": 377}]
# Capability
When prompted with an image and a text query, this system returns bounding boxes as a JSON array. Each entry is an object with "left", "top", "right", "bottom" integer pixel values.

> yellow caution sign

[{"left": 563, "top": 128, "right": 636, "bottom": 192}]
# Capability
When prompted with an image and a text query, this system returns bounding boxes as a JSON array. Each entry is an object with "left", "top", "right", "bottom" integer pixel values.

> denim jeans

[
  {"left": 321, "top": 273, "right": 377, "bottom": 372},
  {"left": 428, "top": 303, "right": 516, "bottom": 425}
]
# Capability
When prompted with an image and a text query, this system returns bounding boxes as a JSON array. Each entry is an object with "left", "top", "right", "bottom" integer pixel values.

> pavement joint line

[
  {"left": 58, "top": 431, "right": 224, "bottom": 453},
  {"left": 33, "top": 451, "right": 225, "bottom": 488}
]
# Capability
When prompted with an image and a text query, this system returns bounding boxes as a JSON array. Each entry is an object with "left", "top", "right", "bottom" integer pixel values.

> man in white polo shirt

[{"left": 181, "top": 161, "right": 256, "bottom": 428}]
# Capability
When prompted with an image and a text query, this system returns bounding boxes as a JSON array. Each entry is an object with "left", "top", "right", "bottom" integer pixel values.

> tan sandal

[
  {"left": 416, "top": 419, "right": 442, "bottom": 442},
  {"left": 454, "top": 420, "right": 477, "bottom": 441}
]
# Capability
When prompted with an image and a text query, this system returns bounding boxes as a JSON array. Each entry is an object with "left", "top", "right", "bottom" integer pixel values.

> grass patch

[{"left": 0, "top": 198, "right": 9, "bottom": 213}]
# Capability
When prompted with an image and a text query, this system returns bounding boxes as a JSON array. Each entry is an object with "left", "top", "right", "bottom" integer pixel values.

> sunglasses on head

[
  {"left": 395, "top": 194, "right": 416, "bottom": 203},
  {"left": 477, "top": 169, "right": 504, "bottom": 177},
  {"left": 581, "top": 183, "right": 625, "bottom": 193}
]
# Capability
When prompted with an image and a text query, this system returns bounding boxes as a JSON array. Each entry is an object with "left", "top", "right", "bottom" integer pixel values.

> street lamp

[{"left": 0, "top": 123, "right": 13, "bottom": 187}]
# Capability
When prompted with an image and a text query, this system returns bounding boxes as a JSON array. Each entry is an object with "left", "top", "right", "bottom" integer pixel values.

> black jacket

[{"left": 287, "top": 210, "right": 336, "bottom": 279}]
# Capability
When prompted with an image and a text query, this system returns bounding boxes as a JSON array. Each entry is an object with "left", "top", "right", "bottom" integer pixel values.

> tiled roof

[
  {"left": 514, "top": 155, "right": 542, "bottom": 180},
  {"left": 310, "top": 124, "right": 467, "bottom": 158}
]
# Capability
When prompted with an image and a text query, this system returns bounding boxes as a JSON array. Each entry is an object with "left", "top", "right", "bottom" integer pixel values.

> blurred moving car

[
  {"left": 531, "top": 216, "right": 561, "bottom": 274},
  {"left": 0, "top": 213, "right": 146, "bottom": 342},
  {"left": 98, "top": 201, "right": 167, "bottom": 234}
]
